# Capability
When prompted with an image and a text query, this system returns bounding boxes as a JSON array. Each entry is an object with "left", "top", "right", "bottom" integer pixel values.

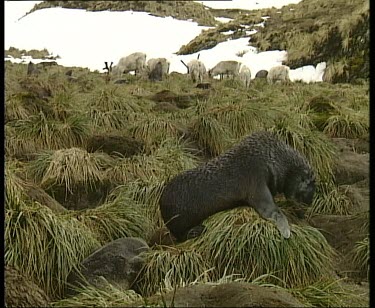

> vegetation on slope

[
  {"left": 178, "top": 0, "right": 369, "bottom": 83},
  {"left": 23, "top": 0, "right": 217, "bottom": 26},
  {"left": 4, "top": 51, "right": 368, "bottom": 307}
]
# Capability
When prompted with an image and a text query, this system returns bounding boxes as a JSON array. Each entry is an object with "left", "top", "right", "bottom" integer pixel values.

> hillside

[
  {"left": 22, "top": 0, "right": 217, "bottom": 26},
  {"left": 179, "top": 0, "right": 369, "bottom": 83},
  {"left": 5, "top": 58, "right": 369, "bottom": 306},
  {"left": 24, "top": 0, "right": 369, "bottom": 83}
]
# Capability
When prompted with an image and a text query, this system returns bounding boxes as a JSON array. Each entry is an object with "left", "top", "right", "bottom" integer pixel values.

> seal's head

[{"left": 284, "top": 169, "right": 315, "bottom": 206}]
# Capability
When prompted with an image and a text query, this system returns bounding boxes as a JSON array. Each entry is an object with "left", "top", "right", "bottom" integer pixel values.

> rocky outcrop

[
  {"left": 66, "top": 237, "right": 149, "bottom": 295},
  {"left": 5, "top": 266, "right": 51, "bottom": 307},
  {"left": 146, "top": 282, "right": 305, "bottom": 307}
]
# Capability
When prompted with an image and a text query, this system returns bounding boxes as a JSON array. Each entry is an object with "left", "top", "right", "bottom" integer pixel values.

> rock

[
  {"left": 67, "top": 237, "right": 149, "bottom": 295},
  {"left": 196, "top": 82, "right": 211, "bottom": 89},
  {"left": 114, "top": 79, "right": 129, "bottom": 84},
  {"left": 86, "top": 133, "right": 144, "bottom": 157},
  {"left": 146, "top": 282, "right": 305, "bottom": 307},
  {"left": 308, "top": 214, "right": 368, "bottom": 280},
  {"left": 332, "top": 138, "right": 369, "bottom": 185},
  {"left": 333, "top": 151, "right": 368, "bottom": 185},
  {"left": 152, "top": 101, "right": 179, "bottom": 113},
  {"left": 339, "top": 179, "right": 369, "bottom": 212},
  {"left": 5, "top": 266, "right": 51, "bottom": 307},
  {"left": 255, "top": 69, "right": 268, "bottom": 78}
]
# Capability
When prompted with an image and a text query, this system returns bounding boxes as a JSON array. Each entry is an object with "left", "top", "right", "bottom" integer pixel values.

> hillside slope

[{"left": 23, "top": 0, "right": 217, "bottom": 26}]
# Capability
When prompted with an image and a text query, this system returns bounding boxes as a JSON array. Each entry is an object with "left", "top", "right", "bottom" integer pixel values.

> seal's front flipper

[
  {"left": 250, "top": 183, "right": 291, "bottom": 239},
  {"left": 186, "top": 224, "right": 206, "bottom": 240},
  {"left": 270, "top": 210, "right": 291, "bottom": 239}
]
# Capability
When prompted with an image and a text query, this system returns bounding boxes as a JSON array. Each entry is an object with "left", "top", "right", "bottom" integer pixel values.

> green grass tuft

[
  {"left": 134, "top": 245, "right": 211, "bottom": 297},
  {"left": 191, "top": 207, "right": 336, "bottom": 288},
  {"left": 52, "top": 278, "right": 142, "bottom": 307},
  {"left": 70, "top": 194, "right": 153, "bottom": 245},
  {"left": 5, "top": 202, "right": 100, "bottom": 298},
  {"left": 28, "top": 147, "right": 113, "bottom": 193},
  {"left": 308, "top": 181, "right": 354, "bottom": 216}
]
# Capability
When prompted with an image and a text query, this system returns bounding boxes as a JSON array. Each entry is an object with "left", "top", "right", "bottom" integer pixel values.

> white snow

[
  {"left": 215, "top": 17, "right": 233, "bottom": 24},
  {"left": 5, "top": 0, "right": 325, "bottom": 82}
]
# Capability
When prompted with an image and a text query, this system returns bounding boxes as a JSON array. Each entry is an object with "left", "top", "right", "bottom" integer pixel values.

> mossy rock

[
  {"left": 86, "top": 133, "right": 145, "bottom": 157},
  {"left": 5, "top": 266, "right": 51, "bottom": 307}
]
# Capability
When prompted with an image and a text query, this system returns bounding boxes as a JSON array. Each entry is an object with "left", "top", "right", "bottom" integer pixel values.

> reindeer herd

[
  {"left": 25, "top": 51, "right": 291, "bottom": 87},
  {"left": 100, "top": 51, "right": 292, "bottom": 87}
]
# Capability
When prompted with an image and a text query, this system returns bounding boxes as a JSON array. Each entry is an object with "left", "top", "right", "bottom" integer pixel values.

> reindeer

[{"left": 103, "top": 61, "right": 113, "bottom": 83}]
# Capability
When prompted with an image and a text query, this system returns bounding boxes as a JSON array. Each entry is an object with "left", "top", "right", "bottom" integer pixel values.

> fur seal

[{"left": 160, "top": 131, "right": 315, "bottom": 241}]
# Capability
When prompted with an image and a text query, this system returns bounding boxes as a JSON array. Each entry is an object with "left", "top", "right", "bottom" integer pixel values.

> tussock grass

[
  {"left": 134, "top": 245, "right": 211, "bottom": 296},
  {"left": 70, "top": 194, "right": 153, "bottom": 245},
  {"left": 5, "top": 160, "right": 29, "bottom": 209},
  {"left": 267, "top": 117, "right": 336, "bottom": 181},
  {"left": 207, "top": 101, "right": 267, "bottom": 138},
  {"left": 5, "top": 92, "right": 34, "bottom": 122},
  {"left": 85, "top": 86, "right": 143, "bottom": 131},
  {"left": 52, "top": 279, "right": 142, "bottom": 307},
  {"left": 105, "top": 138, "right": 198, "bottom": 184},
  {"left": 152, "top": 138, "right": 199, "bottom": 178},
  {"left": 252, "top": 275, "right": 358, "bottom": 307},
  {"left": 5, "top": 202, "right": 100, "bottom": 298},
  {"left": 129, "top": 116, "right": 181, "bottom": 149},
  {"left": 351, "top": 211, "right": 369, "bottom": 234},
  {"left": 88, "top": 109, "right": 132, "bottom": 131},
  {"left": 47, "top": 90, "right": 78, "bottom": 120},
  {"left": 191, "top": 115, "right": 231, "bottom": 157},
  {"left": 323, "top": 110, "right": 368, "bottom": 139},
  {"left": 108, "top": 178, "right": 166, "bottom": 228},
  {"left": 104, "top": 154, "right": 163, "bottom": 184},
  {"left": 351, "top": 236, "right": 369, "bottom": 278},
  {"left": 291, "top": 278, "right": 361, "bottom": 307},
  {"left": 308, "top": 181, "right": 354, "bottom": 215},
  {"left": 28, "top": 148, "right": 113, "bottom": 193},
  {"left": 5, "top": 124, "right": 38, "bottom": 159},
  {"left": 191, "top": 207, "right": 335, "bottom": 288},
  {"left": 12, "top": 112, "right": 89, "bottom": 150}
]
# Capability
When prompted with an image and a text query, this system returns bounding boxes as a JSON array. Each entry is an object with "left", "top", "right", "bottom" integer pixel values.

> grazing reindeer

[
  {"left": 208, "top": 61, "right": 241, "bottom": 80},
  {"left": 267, "top": 65, "right": 291, "bottom": 84},
  {"left": 103, "top": 61, "right": 113, "bottom": 83},
  {"left": 147, "top": 58, "right": 170, "bottom": 79},
  {"left": 180, "top": 58, "right": 207, "bottom": 83},
  {"left": 27, "top": 61, "right": 40, "bottom": 76},
  {"left": 112, "top": 52, "right": 147, "bottom": 77},
  {"left": 148, "top": 61, "right": 163, "bottom": 81}
]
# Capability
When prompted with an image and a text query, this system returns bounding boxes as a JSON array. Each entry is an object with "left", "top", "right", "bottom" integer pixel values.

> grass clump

[
  {"left": 207, "top": 101, "right": 267, "bottom": 139},
  {"left": 291, "top": 278, "right": 362, "bottom": 307},
  {"left": 308, "top": 181, "right": 354, "bottom": 216},
  {"left": 11, "top": 112, "right": 89, "bottom": 150},
  {"left": 129, "top": 116, "right": 181, "bottom": 150},
  {"left": 323, "top": 110, "right": 368, "bottom": 139},
  {"left": 5, "top": 202, "right": 100, "bottom": 298},
  {"left": 267, "top": 118, "right": 336, "bottom": 181},
  {"left": 350, "top": 236, "right": 369, "bottom": 278},
  {"left": 70, "top": 194, "right": 153, "bottom": 245},
  {"left": 191, "top": 114, "right": 231, "bottom": 157},
  {"left": 134, "top": 245, "right": 211, "bottom": 297},
  {"left": 5, "top": 160, "right": 29, "bottom": 209},
  {"left": 105, "top": 138, "right": 198, "bottom": 185},
  {"left": 191, "top": 207, "right": 336, "bottom": 288},
  {"left": 108, "top": 178, "right": 166, "bottom": 228},
  {"left": 84, "top": 86, "right": 143, "bottom": 131},
  {"left": 52, "top": 278, "right": 142, "bottom": 307},
  {"left": 28, "top": 147, "right": 113, "bottom": 193}
]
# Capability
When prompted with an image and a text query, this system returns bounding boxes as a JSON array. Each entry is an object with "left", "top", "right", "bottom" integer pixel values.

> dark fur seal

[{"left": 160, "top": 131, "right": 315, "bottom": 241}]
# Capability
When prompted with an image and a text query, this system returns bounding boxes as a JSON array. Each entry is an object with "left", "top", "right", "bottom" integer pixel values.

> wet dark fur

[{"left": 160, "top": 131, "right": 315, "bottom": 241}]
